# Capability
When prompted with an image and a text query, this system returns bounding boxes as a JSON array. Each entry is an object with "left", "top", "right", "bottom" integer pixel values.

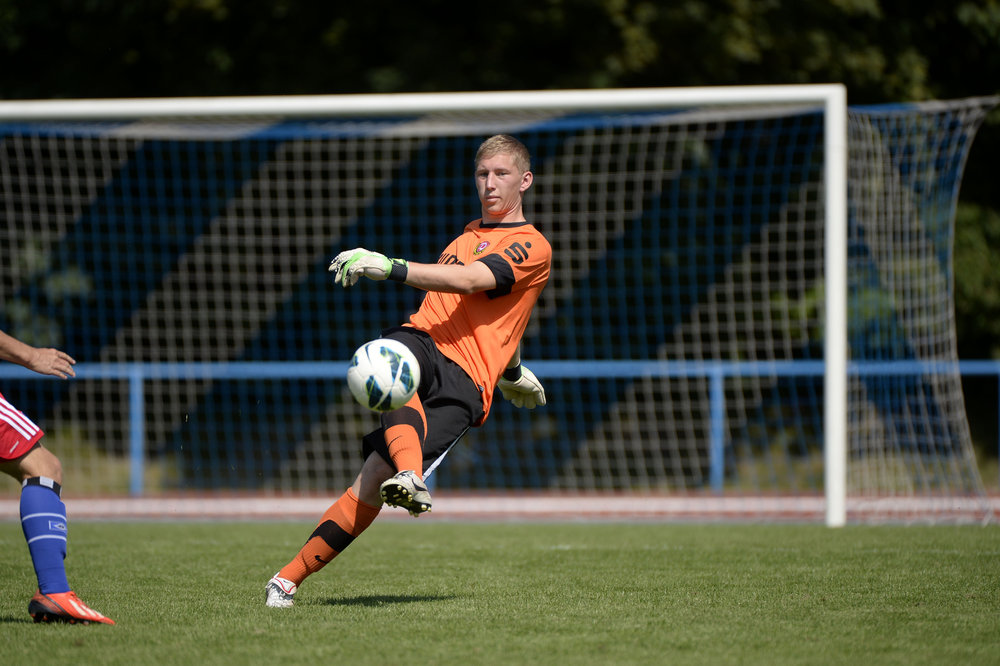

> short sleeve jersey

[{"left": 406, "top": 218, "right": 551, "bottom": 421}]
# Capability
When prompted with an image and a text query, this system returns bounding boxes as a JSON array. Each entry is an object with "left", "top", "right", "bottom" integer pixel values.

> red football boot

[{"left": 28, "top": 590, "right": 115, "bottom": 625}]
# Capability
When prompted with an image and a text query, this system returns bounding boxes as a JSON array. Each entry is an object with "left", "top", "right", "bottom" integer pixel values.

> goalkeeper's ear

[{"left": 519, "top": 170, "right": 533, "bottom": 194}]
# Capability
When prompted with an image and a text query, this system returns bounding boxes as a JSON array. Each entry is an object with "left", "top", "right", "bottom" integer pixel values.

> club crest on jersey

[{"left": 474, "top": 241, "right": 490, "bottom": 255}]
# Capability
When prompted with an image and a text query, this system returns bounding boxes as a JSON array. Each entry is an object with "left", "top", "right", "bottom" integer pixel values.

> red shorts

[{"left": 0, "top": 391, "right": 44, "bottom": 461}]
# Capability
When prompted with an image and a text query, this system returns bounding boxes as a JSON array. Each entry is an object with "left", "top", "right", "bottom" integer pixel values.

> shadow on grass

[
  {"left": 0, "top": 615, "right": 35, "bottom": 624},
  {"left": 318, "top": 594, "right": 457, "bottom": 607}
]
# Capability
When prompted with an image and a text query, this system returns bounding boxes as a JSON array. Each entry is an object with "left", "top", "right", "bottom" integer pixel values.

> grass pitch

[{"left": 1, "top": 520, "right": 998, "bottom": 665}]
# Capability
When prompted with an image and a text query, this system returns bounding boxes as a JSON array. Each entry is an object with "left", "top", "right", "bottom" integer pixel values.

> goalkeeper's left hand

[
  {"left": 329, "top": 248, "right": 408, "bottom": 287},
  {"left": 497, "top": 364, "right": 546, "bottom": 409}
]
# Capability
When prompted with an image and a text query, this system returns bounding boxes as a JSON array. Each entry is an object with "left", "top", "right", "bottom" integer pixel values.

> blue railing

[{"left": 1, "top": 359, "right": 998, "bottom": 494}]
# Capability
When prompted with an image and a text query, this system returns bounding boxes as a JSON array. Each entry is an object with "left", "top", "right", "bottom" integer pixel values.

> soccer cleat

[
  {"left": 379, "top": 470, "right": 432, "bottom": 517},
  {"left": 265, "top": 574, "right": 297, "bottom": 608},
  {"left": 28, "top": 590, "right": 115, "bottom": 625}
]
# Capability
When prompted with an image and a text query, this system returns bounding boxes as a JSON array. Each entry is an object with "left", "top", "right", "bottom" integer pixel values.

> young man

[
  {"left": 0, "top": 329, "right": 115, "bottom": 625},
  {"left": 266, "top": 134, "right": 550, "bottom": 607}
]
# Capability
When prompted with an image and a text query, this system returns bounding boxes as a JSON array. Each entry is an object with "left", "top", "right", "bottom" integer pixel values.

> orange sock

[
  {"left": 384, "top": 397, "right": 427, "bottom": 478},
  {"left": 278, "top": 488, "right": 380, "bottom": 585},
  {"left": 385, "top": 423, "right": 424, "bottom": 478}
]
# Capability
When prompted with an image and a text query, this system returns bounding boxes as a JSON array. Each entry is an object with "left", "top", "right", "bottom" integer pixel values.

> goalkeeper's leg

[
  {"left": 377, "top": 397, "right": 434, "bottom": 515},
  {"left": 383, "top": 397, "right": 428, "bottom": 482},
  {"left": 266, "top": 454, "right": 387, "bottom": 607}
]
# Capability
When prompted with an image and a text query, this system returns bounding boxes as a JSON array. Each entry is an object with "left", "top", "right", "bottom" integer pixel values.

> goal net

[{"left": 0, "top": 88, "right": 994, "bottom": 524}]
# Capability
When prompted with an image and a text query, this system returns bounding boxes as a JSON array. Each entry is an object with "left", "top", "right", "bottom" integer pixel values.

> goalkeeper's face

[{"left": 476, "top": 152, "right": 533, "bottom": 223}]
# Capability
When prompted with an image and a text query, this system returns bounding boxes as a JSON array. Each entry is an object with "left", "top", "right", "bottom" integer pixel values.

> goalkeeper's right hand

[{"left": 329, "top": 248, "right": 408, "bottom": 287}]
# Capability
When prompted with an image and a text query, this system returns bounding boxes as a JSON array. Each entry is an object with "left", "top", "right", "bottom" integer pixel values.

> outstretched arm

[
  {"left": 329, "top": 248, "right": 497, "bottom": 294},
  {"left": 0, "top": 330, "right": 76, "bottom": 379}
]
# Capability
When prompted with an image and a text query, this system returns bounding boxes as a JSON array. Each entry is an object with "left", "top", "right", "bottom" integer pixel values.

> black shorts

[{"left": 361, "top": 326, "right": 485, "bottom": 473}]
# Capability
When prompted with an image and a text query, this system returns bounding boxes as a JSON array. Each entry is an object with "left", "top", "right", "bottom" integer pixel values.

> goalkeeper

[{"left": 266, "top": 134, "right": 551, "bottom": 607}]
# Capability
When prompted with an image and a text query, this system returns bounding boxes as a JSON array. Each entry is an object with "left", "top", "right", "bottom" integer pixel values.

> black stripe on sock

[
  {"left": 22, "top": 476, "right": 62, "bottom": 497},
  {"left": 384, "top": 406, "right": 425, "bottom": 444},
  {"left": 309, "top": 520, "right": 355, "bottom": 553}
]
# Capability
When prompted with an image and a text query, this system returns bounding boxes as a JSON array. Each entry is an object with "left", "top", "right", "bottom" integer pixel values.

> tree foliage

[
  {"left": 1, "top": 0, "right": 999, "bottom": 359},
  {"left": 1, "top": 0, "right": 997, "bottom": 103},
  {"left": 955, "top": 203, "right": 1000, "bottom": 358}
]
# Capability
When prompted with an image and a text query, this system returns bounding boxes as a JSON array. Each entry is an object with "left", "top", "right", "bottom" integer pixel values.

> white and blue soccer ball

[{"left": 346, "top": 338, "right": 420, "bottom": 412}]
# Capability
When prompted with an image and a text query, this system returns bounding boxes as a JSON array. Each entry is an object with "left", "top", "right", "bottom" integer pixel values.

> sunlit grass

[{"left": 0, "top": 521, "right": 997, "bottom": 665}]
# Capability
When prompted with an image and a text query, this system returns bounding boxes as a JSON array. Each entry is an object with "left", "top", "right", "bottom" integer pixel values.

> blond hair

[{"left": 475, "top": 134, "right": 531, "bottom": 174}]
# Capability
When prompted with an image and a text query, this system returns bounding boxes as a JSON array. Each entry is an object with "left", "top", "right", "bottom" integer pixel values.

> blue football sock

[{"left": 20, "top": 477, "right": 70, "bottom": 594}]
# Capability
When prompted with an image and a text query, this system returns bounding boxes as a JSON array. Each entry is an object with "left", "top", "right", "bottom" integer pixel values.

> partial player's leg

[{"left": 1, "top": 442, "right": 115, "bottom": 625}]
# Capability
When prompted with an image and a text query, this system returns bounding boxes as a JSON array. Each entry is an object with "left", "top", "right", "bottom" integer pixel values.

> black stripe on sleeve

[{"left": 479, "top": 253, "right": 515, "bottom": 299}]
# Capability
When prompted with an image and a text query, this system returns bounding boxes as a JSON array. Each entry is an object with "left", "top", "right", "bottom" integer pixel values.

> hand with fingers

[
  {"left": 28, "top": 348, "right": 77, "bottom": 379},
  {"left": 328, "top": 248, "right": 408, "bottom": 287}
]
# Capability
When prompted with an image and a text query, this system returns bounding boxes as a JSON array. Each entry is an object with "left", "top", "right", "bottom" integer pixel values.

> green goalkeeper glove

[
  {"left": 497, "top": 364, "right": 546, "bottom": 409},
  {"left": 329, "top": 248, "right": 408, "bottom": 287}
]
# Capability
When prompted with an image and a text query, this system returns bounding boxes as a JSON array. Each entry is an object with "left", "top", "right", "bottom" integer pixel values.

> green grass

[{"left": 1, "top": 521, "right": 998, "bottom": 665}]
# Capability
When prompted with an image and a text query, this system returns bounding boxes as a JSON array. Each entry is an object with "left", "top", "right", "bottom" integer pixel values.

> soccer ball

[{"left": 346, "top": 338, "right": 420, "bottom": 412}]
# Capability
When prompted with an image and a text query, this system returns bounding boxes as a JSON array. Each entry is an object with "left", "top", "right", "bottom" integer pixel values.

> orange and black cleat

[{"left": 28, "top": 590, "right": 115, "bottom": 625}]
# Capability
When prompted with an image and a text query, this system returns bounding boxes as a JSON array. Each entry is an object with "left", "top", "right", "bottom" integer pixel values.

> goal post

[
  {"left": 822, "top": 86, "right": 848, "bottom": 528},
  {"left": 0, "top": 85, "right": 848, "bottom": 119},
  {"left": 0, "top": 86, "right": 993, "bottom": 525}
]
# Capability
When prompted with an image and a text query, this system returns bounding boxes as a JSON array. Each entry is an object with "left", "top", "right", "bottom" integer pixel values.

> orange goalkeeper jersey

[{"left": 407, "top": 218, "right": 551, "bottom": 422}]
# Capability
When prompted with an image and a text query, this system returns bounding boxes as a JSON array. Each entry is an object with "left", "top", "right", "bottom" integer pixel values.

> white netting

[{"left": 0, "top": 92, "right": 995, "bottom": 523}]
